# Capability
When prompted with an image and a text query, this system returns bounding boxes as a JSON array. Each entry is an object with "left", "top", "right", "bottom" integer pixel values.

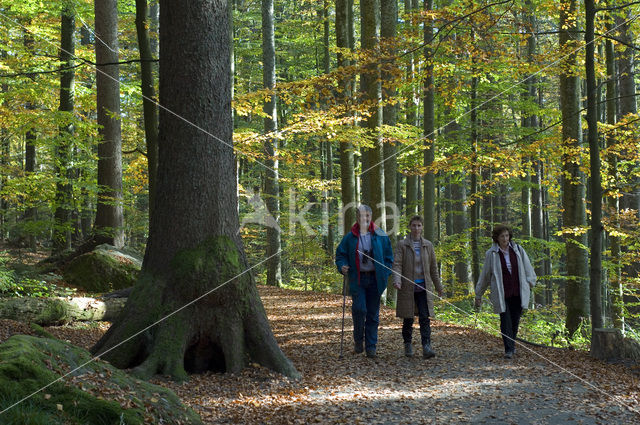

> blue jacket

[{"left": 335, "top": 221, "right": 394, "bottom": 296}]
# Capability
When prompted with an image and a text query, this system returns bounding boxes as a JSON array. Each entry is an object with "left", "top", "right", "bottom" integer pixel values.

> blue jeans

[{"left": 352, "top": 272, "right": 381, "bottom": 351}]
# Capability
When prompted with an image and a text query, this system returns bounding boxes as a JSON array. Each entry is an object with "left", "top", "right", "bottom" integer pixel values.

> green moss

[
  {"left": 63, "top": 248, "right": 141, "bottom": 293},
  {"left": 0, "top": 335, "right": 202, "bottom": 424},
  {"left": 171, "top": 236, "right": 242, "bottom": 295}
]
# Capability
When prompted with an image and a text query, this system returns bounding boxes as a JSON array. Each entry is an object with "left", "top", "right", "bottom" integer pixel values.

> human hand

[
  {"left": 394, "top": 281, "right": 401, "bottom": 289},
  {"left": 341, "top": 265, "right": 350, "bottom": 275}
]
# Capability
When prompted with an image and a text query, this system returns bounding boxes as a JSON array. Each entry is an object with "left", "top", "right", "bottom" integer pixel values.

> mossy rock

[
  {"left": 0, "top": 334, "right": 202, "bottom": 424},
  {"left": 63, "top": 245, "right": 142, "bottom": 293}
]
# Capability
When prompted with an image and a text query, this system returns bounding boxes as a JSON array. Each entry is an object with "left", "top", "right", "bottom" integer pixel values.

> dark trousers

[
  {"left": 402, "top": 290, "right": 431, "bottom": 346},
  {"left": 352, "top": 272, "right": 381, "bottom": 351},
  {"left": 500, "top": 296, "right": 522, "bottom": 353}
]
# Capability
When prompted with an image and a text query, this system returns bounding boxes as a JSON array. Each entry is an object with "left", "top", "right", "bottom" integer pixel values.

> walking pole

[{"left": 339, "top": 274, "right": 347, "bottom": 359}]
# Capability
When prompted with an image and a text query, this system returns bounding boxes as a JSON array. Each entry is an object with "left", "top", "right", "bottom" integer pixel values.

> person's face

[
  {"left": 358, "top": 209, "right": 372, "bottom": 229},
  {"left": 498, "top": 230, "right": 510, "bottom": 249},
  {"left": 409, "top": 220, "right": 423, "bottom": 239}
]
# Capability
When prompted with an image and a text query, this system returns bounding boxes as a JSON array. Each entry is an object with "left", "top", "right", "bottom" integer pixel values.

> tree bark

[
  {"left": 53, "top": 2, "right": 75, "bottom": 254},
  {"left": 382, "top": 0, "right": 397, "bottom": 240},
  {"left": 0, "top": 297, "right": 126, "bottom": 325},
  {"left": 94, "top": 0, "right": 124, "bottom": 248},
  {"left": 361, "top": 0, "right": 385, "bottom": 225},
  {"left": 135, "top": 0, "right": 159, "bottom": 220},
  {"left": 92, "top": 0, "right": 299, "bottom": 380},
  {"left": 423, "top": 0, "right": 436, "bottom": 242},
  {"left": 262, "top": 0, "right": 282, "bottom": 287},
  {"left": 605, "top": 21, "right": 623, "bottom": 329},
  {"left": 336, "top": 0, "right": 356, "bottom": 234},
  {"left": 585, "top": 0, "right": 603, "bottom": 330},
  {"left": 559, "top": 0, "right": 589, "bottom": 336}
]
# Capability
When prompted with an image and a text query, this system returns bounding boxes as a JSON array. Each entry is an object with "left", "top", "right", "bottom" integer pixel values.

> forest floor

[{"left": 1, "top": 285, "right": 640, "bottom": 424}]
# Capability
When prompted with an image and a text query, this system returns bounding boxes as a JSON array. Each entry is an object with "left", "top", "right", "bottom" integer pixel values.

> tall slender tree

[
  {"left": 53, "top": 1, "right": 75, "bottom": 253},
  {"left": 262, "top": 0, "right": 281, "bottom": 286},
  {"left": 135, "top": 0, "right": 159, "bottom": 218},
  {"left": 94, "top": 0, "right": 124, "bottom": 248},
  {"left": 360, "top": 0, "right": 385, "bottom": 225},
  {"left": 559, "top": 0, "right": 589, "bottom": 335}
]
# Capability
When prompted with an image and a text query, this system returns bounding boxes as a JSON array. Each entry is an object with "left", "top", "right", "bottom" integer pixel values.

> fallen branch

[{"left": 0, "top": 296, "right": 126, "bottom": 325}]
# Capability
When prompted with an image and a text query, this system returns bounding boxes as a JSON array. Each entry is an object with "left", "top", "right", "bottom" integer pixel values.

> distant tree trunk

[
  {"left": 605, "top": 26, "right": 623, "bottom": 329},
  {"left": 262, "top": 0, "right": 281, "bottom": 287},
  {"left": 320, "top": 0, "right": 335, "bottom": 257},
  {"left": 23, "top": 26, "right": 37, "bottom": 251},
  {"left": 423, "top": 0, "right": 436, "bottom": 242},
  {"left": 532, "top": 160, "right": 545, "bottom": 305},
  {"left": 560, "top": 0, "right": 589, "bottom": 336},
  {"left": 585, "top": 0, "right": 603, "bottom": 330},
  {"left": 336, "top": 0, "right": 356, "bottom": 234},
  {"left": 94, "top": 0, "right": 124, "bottom": 248},
  {"left": 53, "top": 2, "right": 75, "bottom": 254},
  {"left": 360, "top": 0, "right": 385, "bottom": 225},
  {"left": 469, "top": 73, "right": 480, "bottom": 287},
  {"left": 382, "top": 0, "right": 397, "bottom": 241},
  {"left": 451, "top": 170, "right": 470, "bottom": 292},
  {"left": 135, "top": 0, "right": 159, "bottom": 219},
  {"left": 93, "top": 0, "right": 298, "bottom": 380},
  {"left": 406, "top": 175, "right": 418, "bottom": 215}
]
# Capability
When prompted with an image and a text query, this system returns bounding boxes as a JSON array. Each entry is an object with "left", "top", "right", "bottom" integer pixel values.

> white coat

[{"left": 475, "top": 242, "right": 537, "bottom": 313}]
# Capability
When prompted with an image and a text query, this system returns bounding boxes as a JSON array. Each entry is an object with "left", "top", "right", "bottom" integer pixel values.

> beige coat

[{"left": 393, "top": 236, "right": 442, "bottom": 318}]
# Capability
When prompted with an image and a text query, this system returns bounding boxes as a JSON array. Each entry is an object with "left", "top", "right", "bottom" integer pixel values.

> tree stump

[{"left": 591, "top": 328, "right": 623, "bottom": 361}]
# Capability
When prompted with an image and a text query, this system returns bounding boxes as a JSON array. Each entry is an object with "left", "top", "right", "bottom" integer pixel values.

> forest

[{"left": 0, "top": 0, "right": 639, "bottom": 423}]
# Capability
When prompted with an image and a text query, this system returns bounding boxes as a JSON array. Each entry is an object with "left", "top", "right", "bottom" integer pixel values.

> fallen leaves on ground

[{"left": 1, "top": 286, "right": 640, "bottom": 424}]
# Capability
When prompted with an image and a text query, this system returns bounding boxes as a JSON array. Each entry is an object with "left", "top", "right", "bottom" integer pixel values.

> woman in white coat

[{"left": 474, "top": 225, "right": 536, "bottom": 359}]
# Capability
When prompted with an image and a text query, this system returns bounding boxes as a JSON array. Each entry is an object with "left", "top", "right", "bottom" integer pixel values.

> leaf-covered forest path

[
  {"left": 2, "top": 285, "right": 639, "bottom": 424},
  {"left": 166, "top": 286, "right": 640, "bottom": 424}
]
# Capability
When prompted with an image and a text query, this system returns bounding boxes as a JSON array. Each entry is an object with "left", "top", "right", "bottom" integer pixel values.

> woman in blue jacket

[{"left": 336, "top": 205, "right": 393, "bottom": 359}]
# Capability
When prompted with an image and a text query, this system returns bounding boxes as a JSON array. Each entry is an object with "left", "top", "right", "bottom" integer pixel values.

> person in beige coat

[
  {"left": 393, "top": 215, "right": 443, "bottom": 358},
  {"left": 474, "top": 224, "right": 537, "bottom": 359}
]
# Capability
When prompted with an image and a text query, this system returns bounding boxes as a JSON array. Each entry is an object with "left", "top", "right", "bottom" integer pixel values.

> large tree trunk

[
  {"left": 135, "top": 0, "right": 159, "bottom": 219},
  {"left": 262, "top": 0, "right": 282, "bottom": 287},
  {"left": 92, "top": 0, "right": 299, "bottom": 381},
  {"left": 559, "top": 0, "right": 589, "bottom": 336},
  {"left": 53, "top": 2, "right": 75, "bottom": 254},
  {"left": 336, "top": 0, "right": 356, "bottom": 234},
  {"left": 94, "top": 0, "right": 124, "bottom": 248},
  {"left": 585, "top": 0, "right": 603, "bottom": 330}
]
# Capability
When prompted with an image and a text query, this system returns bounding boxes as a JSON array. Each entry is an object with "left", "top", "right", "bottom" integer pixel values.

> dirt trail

[{"left": 166, "top": 286, "right": 640, "bottom": 424}]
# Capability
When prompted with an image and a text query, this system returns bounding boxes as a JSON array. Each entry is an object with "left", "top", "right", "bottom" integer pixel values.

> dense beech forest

[{"left": 1, "top": 0, "right": 640, "bottom": 357}]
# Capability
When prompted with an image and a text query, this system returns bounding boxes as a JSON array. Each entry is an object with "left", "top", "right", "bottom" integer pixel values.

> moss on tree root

[{"left": 0, "top": 334, "right": 202, "bottom": 424}]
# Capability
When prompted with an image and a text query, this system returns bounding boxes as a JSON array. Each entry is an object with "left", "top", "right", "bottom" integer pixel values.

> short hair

[
  {"left": 492, "top": 224, "right": 513, "bottom": 243},
  {"left": 356, "top": 204, "right": 372, "bottom": 217},
  {"left": 409, "top": 215, "right": 423, "bottom": 226}
]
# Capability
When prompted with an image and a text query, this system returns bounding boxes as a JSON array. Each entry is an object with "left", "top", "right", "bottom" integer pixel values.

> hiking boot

[
  {"left": 404, "top": 342, "right": 413, "bottom": 357},
  {"left": 504, "top": 351, "right": 514, "bottom": 359},
  {"left": 422, "top": 343, "right": 435, "bottom": 359},
  {"left": 366, "top": 349, "right": 377, "bottom": 359},
  {"left": 354, "top": 341, "right": 364, "bottom": 354}
]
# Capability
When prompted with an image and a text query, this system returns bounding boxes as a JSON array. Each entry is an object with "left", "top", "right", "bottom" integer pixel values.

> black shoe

[
  {"left": 404, "top": 343, "right": 414, "bottom": 357},
  {"left": 504, "top": 351, "right": 513, "bottom": 359},
  {"left": 366, "top": 349, "right": 377, "bottom": 358},
  {"left": 354, "top": 341, "right": 364, "bottom": 354},
  {"left": 422, "top": 344, "right": 435, "bottom": 359}
]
